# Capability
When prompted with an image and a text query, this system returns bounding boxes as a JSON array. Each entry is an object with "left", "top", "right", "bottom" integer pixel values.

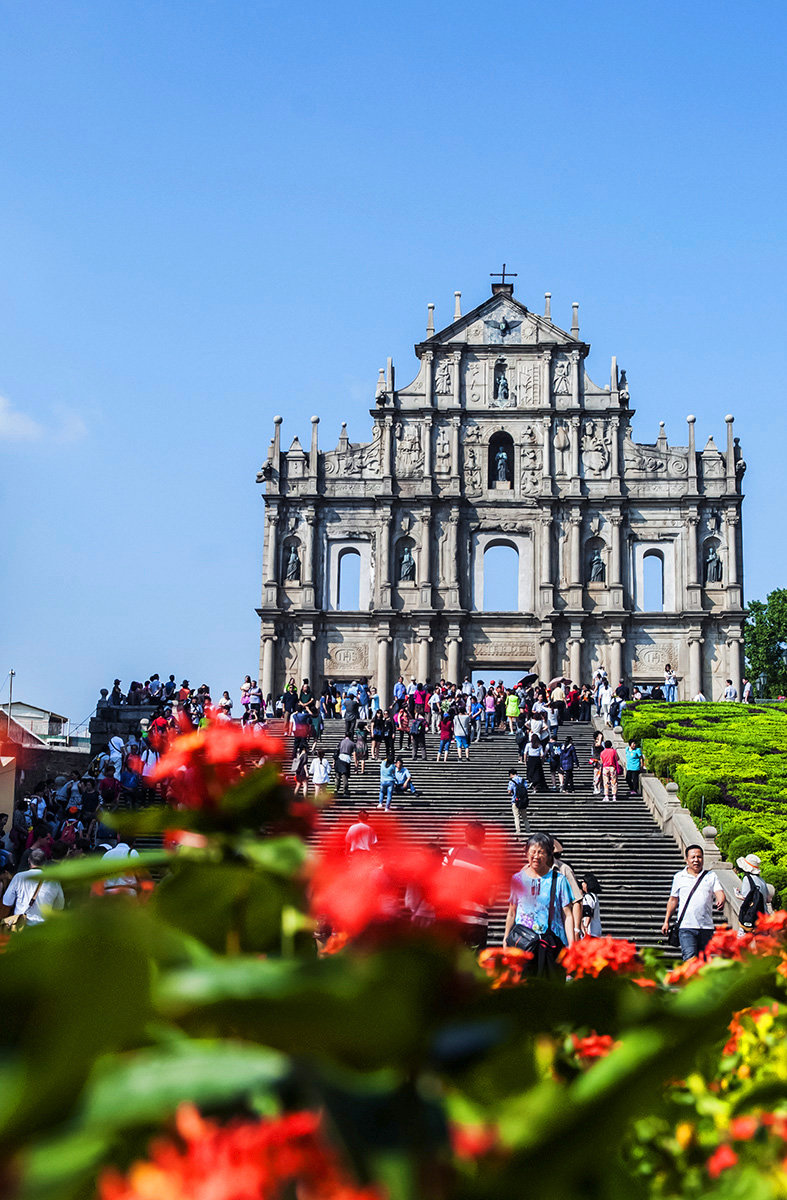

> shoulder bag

[
  {"left": 506, "top": 870, "right": 565, "bottom": 976},
  {"left": 2, "top": 879, "right": 43, "bottom": 933},
  {"left": 667, "top": 871, "right": 708, "bottom": 948}
]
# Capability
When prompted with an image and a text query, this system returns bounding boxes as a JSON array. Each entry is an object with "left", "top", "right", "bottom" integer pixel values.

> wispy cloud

[
  {"left": 0, "top": 395, "right": 43, "bottom": 440},
  {"left": 0, "top": 395, "right": 87, "bottom": 444}
]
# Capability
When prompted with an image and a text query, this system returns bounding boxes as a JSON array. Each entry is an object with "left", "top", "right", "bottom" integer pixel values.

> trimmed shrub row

[{"left": 621, "top": 701, "right": 787, "bottom": 901}]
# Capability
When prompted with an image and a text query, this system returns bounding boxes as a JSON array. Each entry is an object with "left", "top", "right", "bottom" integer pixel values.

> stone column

[
  {"left": 450, "top": 416, "right": 460, "bottom": 476},
  {"left": 379, "top": 514, "right": 392, "bottom": 608},
  {"left": 419, "top": 511, "right": 431, "bottom": 606},
  {"left": 539, "top": 514, "right": 554, "bottom": 610},
  {"left": 609, "top": 416, "right": 620, "bottom": 479},
  {"left": 423, "top": 350, "right": 434, "bottom": 407},
  {"left": 301, "top": 513, "right": 316, "bottom": 608},
  {"left": 452, "top": 349, "right": 462, "bottom": 407},
  {"left": 570, "top": 512, "right": 582, "bottom": 585},
  {"left": 445, "top": 506, "right": 459, "bottom": 607},
  {"left": 570, "top": 349, "right": 581, "bottom": 406},
  {"left": 727, "top": 634, "right": 743, "bottom": 698},
  {"left": 725, "top": 512, "right": 739, "bottom": 585},
  {"left": 300, "top": 632, "right": 315, "bottom": 687},
  {"left": 688, "top": 635, "right": 703, "bottom": 697},
  {"left": 687, "top": 514, "right": 699, "bottom": 585},
  {"left": 569, "top": 636, "right": 583, "bottom": 686},
  {"left": 418, "top": 634, "right": 431, "bottom": 683},
  {"left": 539, "top": 635, "right": 553, "bottom": 683},
  {"left": 447, "top": 636, "right": 461, "bottom": 684},
  {"left": 570, "top": 415, "right": 580, "bottom": 480},
  {"left": 609, "top": 637, "right": 624, "bottom": 688},
  {"left": 541, "top": 416, "right": 552, "bottom": 489},
  {"left": 541, "top": 349, "right": 552, "bottom": 408},
  {"left": 261, "top": 634, "right": 277, "bottom": 702},
  {"left": 376, "top": 634, "right": 391, "bottom": 707},
  {"left": 265, "top": 510, "right": 279, "bottom": 584},
  {"left": 382, "top": 415, "right": 393, "bottom": 480},
  {"left": 422, "top": 413, "right": 433, "bottom": 477}
]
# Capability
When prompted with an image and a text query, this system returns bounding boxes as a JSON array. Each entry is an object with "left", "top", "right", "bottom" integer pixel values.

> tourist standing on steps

[
  {"left": 410, "top": 712, "right": 427, "bottom": 759},
  {"left": 370, "top": 709, "right": 384, "bottom": 760},
  {"left": 483, "top": 689, "right": 496, "bottom": 738},
  {"left": 559, "top": 736, "right": 579, "bottom": 793},
  {"left": 664, "top": 665, "right": 678, "bottom": 703},
  {"left": 381, "top": 709, "right": 396, "bottom": 761},
  {"left": 662, "top": 844, "right": 725, "bottom": 961},
  {"left": 549, "top": 836, "right": 583, "bottom": 940},
  {"left": 525, "top": 735, "right": 548, "bottom": 792},
  {"left": 309, "top": 746, "right": 331, "bottom": 798},
  {"left": 354, "top": 723, "right": 369, "bottom": 774},
  {"left": 291, "top": 745, "right": 309, "bottom": 797},
  {"left": 600, "top": 740, "right": 622, "bottom": 800},
  {"left": 504, "top": 833, "right": 575, "bottom": 967},
  {"left": 437, "top": 710, "right": 454, "bottom": 762},
  {"left": 453, "top": 707, "right": 471, "bottom": 760},
  {"left": 580, "top": 873, "right": 603, "bottom": 937},
  {"left": 343, "top": 691, "right": 360, "bottom": 738},
  {"left": 334, "top": 733, "right": 356, "bottom": 797},
  {"left": 589, "top": 730, "right": 604, "bottom": 795},
  {"left": 379, "top": 755, "right": 396, "bottom": 811},
  {"left": 625, "top": 740, "right": 644, "bottom": 795},
  {"left": 545, "top": 735, "right": 561, "bottom": 788},
  {"left": 505, "top": 690, "right": 520, "bottom": 733},
  {"left": 507, "top": 769, "right": 528, "bottom": 835}
]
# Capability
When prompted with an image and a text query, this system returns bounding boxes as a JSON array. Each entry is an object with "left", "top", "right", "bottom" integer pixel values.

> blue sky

[{"left": 0, "top": 1, "right": 784, "bottom": 724}]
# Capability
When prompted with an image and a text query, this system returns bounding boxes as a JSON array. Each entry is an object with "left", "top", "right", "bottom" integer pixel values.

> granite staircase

[{"left": 270, "top": 716, "right": 685, "bottom": 949}]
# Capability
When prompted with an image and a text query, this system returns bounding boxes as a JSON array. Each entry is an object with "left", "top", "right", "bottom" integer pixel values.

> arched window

[
  {"left": 643, "top": 551, "right": 664, "bottom": 612},
  {"left": 488, "top": 431, "right": 515, "bottom": 488},
  {"left": 483, "top": 541, "right": 519, "bottom": 612},
  {"left": 337, "top": 548, "right": 361, "bottom": 610}
]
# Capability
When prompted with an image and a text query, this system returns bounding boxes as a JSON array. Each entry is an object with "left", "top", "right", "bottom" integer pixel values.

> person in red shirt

[
  {"left": 600, "top": 740, "right": 622, "bottom": 801},
  {"left": 99, "top": 764, "right": 122, "bottom": 811}
]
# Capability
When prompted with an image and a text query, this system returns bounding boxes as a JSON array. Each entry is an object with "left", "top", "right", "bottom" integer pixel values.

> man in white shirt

[
  {"left": 693, "top": 690, "right": 707, "bottom": 702},
  {"left": 345, "top": 811, "right": 377, "bottom": 854},
  {"left": 722, "top": 679, "right": 738, "bottom": 702},
  {"left": 309, "top": 747, "right": 331, "bottom": 798},
  {"left": 102, "top": 837, "right": 142, "bottom": 895},
  {"left": 2, "top": 848, "right": 64, "bottom": 924},
  {"left": 662, "top": 845, "right": 725, "bottom": 960}
]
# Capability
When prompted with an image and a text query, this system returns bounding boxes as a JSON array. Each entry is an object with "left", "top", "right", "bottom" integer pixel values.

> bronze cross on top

[{"left": 490, "top": 263, "right": 517, "bottom": 285}]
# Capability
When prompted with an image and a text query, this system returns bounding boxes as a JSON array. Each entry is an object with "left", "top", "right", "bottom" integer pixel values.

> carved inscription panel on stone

[
  {"left": 632, "top": 641, "right": 681, "bottom": 675},
  {"left": 324, "top": 642, "right": 370, "bottom": 674}
]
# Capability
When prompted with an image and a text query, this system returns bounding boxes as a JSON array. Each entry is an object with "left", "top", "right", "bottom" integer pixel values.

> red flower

[
  {"left": 706, "top": 1143, "right": 738, "bottom": 1179},
  {"left": 309, "top": 821, "right": 500, "bottom": 941},
  {"left": 98, "top": 1106, "right": 383, "bottom": 1200},
  {"left": 450, "top": 1122, "right": 501, "bottom": 1159},
  {"left": 149, "top": 722, "right": 283, "bottom": 809},
  {"left": 729, "top": 1116, "right": 759, "bottom": 1141},
  {"left": 559, "top": 937, "right": 642, "bottom": 979},
  {"left": 478, "top": 947, "right": 532, "bottom": 988},
  {"left": 571, "top": 1033, "right": 618, "bottom": 1062},
  {"left": 723, "top": 1004, "right": 780, "bottom": 1055}
]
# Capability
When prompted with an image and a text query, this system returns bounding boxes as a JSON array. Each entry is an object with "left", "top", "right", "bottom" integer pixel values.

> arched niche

[
  {"left": 585, "top": 535, "right": 608, "bottom": 585},
  {"left": 337, "top": 548, "right": 361, "bottom": 610},
  {"left": 633, "top": 540, "right": 676, "bottom": 612},
  {"left": 702, "top": 536, "right": 724, "bottom": 586},
  {"left": 326, "top": 539, "right": 371, "bottom": 611},
  {"left": 394, "top": 536, "right": 417, "bottom": 585},
  {"left": 488, "top": 431, "right": 514, "bottom": 488},
  {"left": 281, "top": 537, "right": 302, "bottom": 584}
]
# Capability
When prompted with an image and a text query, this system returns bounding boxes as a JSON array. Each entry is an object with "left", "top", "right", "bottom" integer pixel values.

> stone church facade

[{"left": 256, "top": 280, "right": 746, "bottom": 702}]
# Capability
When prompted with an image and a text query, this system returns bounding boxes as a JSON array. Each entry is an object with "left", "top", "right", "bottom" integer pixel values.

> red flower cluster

[
  {"left": 723, "top": 1004, "right": 780, "bottom": 1055},
  {"left": 707, "top": 1143, "right": 739, "bottom": 1179},
  {"left": 309, "top": 822, "right": 500, "bottom": 941},
  {"left": 705, "top": 1110, "right": 787, "bottom": 1180},
  {"left": 149, "top": 722, "right": 282, "bottom": 809},
  {"left": 449, "top": 1122, "right": 501, "bottom": 1159},
  {"left": 570, "top": 1033, "right": 618, "bottom": 1062},
  {"left": 559, "top": 936, "right": 642, "bottom": 979},
  {"left": 99, "top": 1106, "right": 382, "bottom": 1200},
  {"left": 478, "top": 947, "right": 532, "bottom": 988}
]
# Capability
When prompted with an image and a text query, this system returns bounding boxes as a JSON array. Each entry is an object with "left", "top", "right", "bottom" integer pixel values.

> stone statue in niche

[
  {"left": 493, "top": 368, "right": 510, "bottom": 406},
  {"left": 435, "top": 360, "right": 452, "bottom": 393},
  {"left": 704, "top": 545, "right": 723, "bottom": 585},
  {"left": 399, "top": 545, "right": 416, "bottom": 582},
  {"left": 284, "top": 544, "right": 301, "bottom": 582},
  {"left": 553, "top": 422, "right": 570, "bottom": 475},
  {"left": 589, "top": 547, "right": 606, "bottom": 583},
  {"left": 495, "top": 446, "right": 510, "bottom": 482},
  {"left": 553, "top": 359, "right": 571, "bottom": 395}
]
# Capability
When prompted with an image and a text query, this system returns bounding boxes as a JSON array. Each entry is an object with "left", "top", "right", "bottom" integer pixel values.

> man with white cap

[{"left": 735, "top": 853, "right": 774, "bottom": 933}]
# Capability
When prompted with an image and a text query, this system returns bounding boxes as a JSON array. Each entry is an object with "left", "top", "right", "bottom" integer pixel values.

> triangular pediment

[{"left": 424, "top": 292, "right": 579, "bottom": 349}]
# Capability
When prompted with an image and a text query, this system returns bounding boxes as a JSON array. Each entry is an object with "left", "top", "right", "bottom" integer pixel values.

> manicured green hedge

[{"left": 621, "top": 701, "right": 787, "bottom": 899}]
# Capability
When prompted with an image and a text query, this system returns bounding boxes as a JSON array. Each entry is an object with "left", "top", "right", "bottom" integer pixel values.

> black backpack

[
  {"left": 513, "top": 779, "right": 529, "bottom": 809},
  {"left": 738, "top": 874, "right": 767, "bottom": 929}
]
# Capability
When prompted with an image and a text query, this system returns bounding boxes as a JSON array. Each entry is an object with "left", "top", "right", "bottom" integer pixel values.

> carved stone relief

[
  {"left": 553, "top": 356, "right": 571, "bottom": 396},
  {"left": 463, "top": 424, "right": 483, "bottom": 495},
  {"left": 435, "top": 427, "right": 451, "bottom": 473},
  {"left": 465, "top": 357, "right": 483, "bottom": 404},
  {"left": 395, "top": 421, "right": 424, "bottom": 477},
  {"left": 632, "top": 640, "right": 681, "bottom": 675},
  {"left": 553, "top": 421, "right": 570, "bottom": 475},
  {"left": 393, "top": 635, "right": 417, "bottom": 679},
  {"left": 520, "top": 424, "right": 542, "bottom": 495},
  {"left": 435, "top": 359, "right": 452, "bottom": 393},
  {"left": 324, "top": 641, "right": 370, "bottom": 674},
  {"left": 581, "top": 419, "right": 611, "bottom": 477}
]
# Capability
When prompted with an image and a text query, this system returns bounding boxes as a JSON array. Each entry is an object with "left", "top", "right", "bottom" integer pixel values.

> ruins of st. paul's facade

[{"left": 256, "top": 278, "right": 745, "bottom": 701}]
